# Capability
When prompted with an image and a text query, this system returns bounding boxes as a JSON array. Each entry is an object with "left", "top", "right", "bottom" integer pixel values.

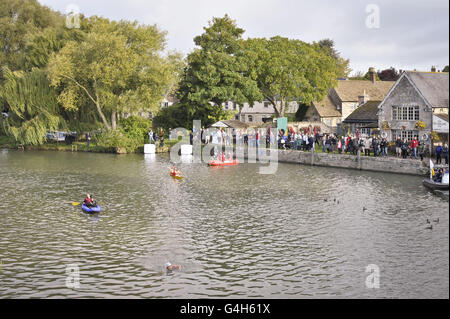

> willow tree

[
  {"left": 48, "top": 18, "right": 181, "bottom": 130},
  {"left": 244, "top": 36, "right": 338, "bottom": 118},
  {"left": 1, "top": 67, "right": 61, "bottom": 145}
]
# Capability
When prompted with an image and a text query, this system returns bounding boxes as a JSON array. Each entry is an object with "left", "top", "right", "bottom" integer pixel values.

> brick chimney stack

[
  {"left": 369, "top": 67, "right": 376, "bottom": 83},
  {"left": 431, "top": 66, "right": 437, "bottom": 72}
]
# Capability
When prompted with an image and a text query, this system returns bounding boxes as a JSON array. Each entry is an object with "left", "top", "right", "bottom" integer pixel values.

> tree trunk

[
  {"left": 111, "top": 110, "right": 117, "bottom": 130},
  {"left": 93, "top": 81, "right": 111, "bottom": 130},
  {"left": 95, "top": 101, "right": 111, "bottom": 130},
  {"left": 279, "top": 98, "right": 286, "bottom": 118}
]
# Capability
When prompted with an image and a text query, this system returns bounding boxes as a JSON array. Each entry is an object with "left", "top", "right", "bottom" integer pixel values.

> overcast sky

[{"left": 38, "top": 0, "right": 449, "bottom": 75}]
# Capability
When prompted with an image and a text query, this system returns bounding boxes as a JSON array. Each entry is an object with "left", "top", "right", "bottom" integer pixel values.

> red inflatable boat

[{"left": 208, "top": 159, "right": 240, "bottom": 167}]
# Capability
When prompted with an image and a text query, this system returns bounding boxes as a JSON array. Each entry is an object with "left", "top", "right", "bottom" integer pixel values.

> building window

[
  {"left": 248, "top": 115, "right": 253, "bottom": 122},
  {"left": 360, "top": 128, "right": 371, "bottom": 135},
  {"left": 392, "top": 106, "right": 419, "bottom": 121},
  {"left": 392, "top": 130, "right": 419, "bottom": 141}
]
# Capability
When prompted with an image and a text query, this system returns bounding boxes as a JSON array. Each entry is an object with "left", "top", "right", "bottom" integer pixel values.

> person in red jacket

[
  {"left": 83, "top": 194, "right": 93, "bottom": 207},
  {"left": 410, "top": 137, "right": 419, "bottom": 159}
]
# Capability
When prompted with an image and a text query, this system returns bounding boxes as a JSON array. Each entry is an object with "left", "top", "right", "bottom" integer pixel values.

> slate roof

[
  {"left": 407, "top": 71, "right": 449, "bottom": 109},
  {"left": 343, "top": 100, "right": 381, "bottom": 123}
]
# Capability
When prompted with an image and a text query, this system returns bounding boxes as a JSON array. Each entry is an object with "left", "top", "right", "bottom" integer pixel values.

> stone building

[
  {"left": 304, "top": 68, "right": 395, "bottom": 132},
  {"left": 377, "top": 70, "right": 449, "bottom": 142}
]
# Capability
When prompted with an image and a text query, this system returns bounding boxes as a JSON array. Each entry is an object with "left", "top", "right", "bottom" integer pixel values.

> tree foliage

[
  {"left": 176, "top": 15, "right": 262, "bottom": 126},
  {"left": 1, "top": 67, "right": 61, "bottom": 145},
  {"left": 244, "top": 36, "right": 338, "bottom": 117},
  {"left": 47, "top": 17, "right": 182, "bottom": 130},
  {"left": 377, "top": 67, "right": 400, "bottom": 81},
  {"left": 0, "top": 0, "right": 62, "bottom": 77},
  {"left": 317, "top": 39, "right": 351, "bottom": 78}
]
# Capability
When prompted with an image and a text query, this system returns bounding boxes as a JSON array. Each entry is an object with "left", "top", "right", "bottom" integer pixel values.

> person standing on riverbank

[
  {"left": 381, "top": 138, "right": 388, "bottom": 157},
  {"left": 401, "top": 139, "right": 408, "bottom": 159},
  {"left": 436, "top": 143, "right": 443, "bottom": 164},
  {"left": 410, "top": 137, "right": 419, "bottom": 159},
  {"left": 443, "top": 144, "right": 449, "bottom": 165},
  {"left": 395, "top": 136, "right": 402, "bottom": 158},
  {"left": 418, "top": 141, "right": 425, "bottom": 161},
  {"left": 148, "top": 129, "right": 154, "bottom": 144},
  {"left": 85, "top": 132, "right": 91, "bottom": 147}
]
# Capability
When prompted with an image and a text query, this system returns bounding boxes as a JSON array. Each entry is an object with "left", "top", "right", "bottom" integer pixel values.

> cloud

[{"left": 38, "top": 0, "right": 449, "bottom": 74}]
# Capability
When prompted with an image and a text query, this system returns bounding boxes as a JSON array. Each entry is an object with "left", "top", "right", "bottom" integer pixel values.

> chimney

[
  {"left": 369, "top": 67, "right": 376, "bottom": 83},
  {"left": 431, "top": 66, "right": 437, "bottom": 72},
  {"left": 358, "top": 90, "right": 369, "bottom": 106}
]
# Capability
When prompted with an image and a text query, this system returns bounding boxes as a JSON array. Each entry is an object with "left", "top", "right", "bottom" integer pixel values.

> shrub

[{"left": 119, "top": 116, "right": 152, "bottom": 144}]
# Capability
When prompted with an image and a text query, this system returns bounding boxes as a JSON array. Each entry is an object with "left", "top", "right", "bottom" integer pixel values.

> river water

[{"left": 0, "top": 149, "right": 448, "bottom": 298}]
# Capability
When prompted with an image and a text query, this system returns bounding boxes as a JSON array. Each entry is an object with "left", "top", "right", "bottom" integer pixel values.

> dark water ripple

[{"left": 0, "top": 150, "right": 448, "bottom": 298}]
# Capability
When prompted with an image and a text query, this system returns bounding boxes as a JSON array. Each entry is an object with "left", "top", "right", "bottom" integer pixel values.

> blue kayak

[{"left": 81, "top": 204, "right": 101, "bottom": 214}]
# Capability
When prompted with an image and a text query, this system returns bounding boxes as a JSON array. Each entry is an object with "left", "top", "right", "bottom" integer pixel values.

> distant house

[
  {"left": 122, "top": 95, "right": 178, "bottom": 120},
  {"left": 343, "top": 100, "right": 381, "bottom": 136},
  {"left": 377, "top": 70, "right": 449, "bottom": 141},
  {"left": 210, "top": 120, "right": 249, "bottom": 129},
  {"left": 304, "top": 95, "right": 342, "bottom": 129},
  {"left": 304, "top": 68, "right": 395, "bottom": 132},
  {"left": 236, "top": 101, "right": 298, "bottom": 124},
  {"left": 222, "top": 100, "right": 299, "bottom": 124},
  {"left": 161, "top": 95, "right": 178, "bottom": 108}
]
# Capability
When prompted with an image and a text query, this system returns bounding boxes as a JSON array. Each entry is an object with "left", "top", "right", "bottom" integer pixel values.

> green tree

[
  {"left": 176, "top": 15, "right": 262, "bottom": 126},
  {"left": 244, "top": 36, "right": 338, "bottom": 117},
  {"left": 0, "top": 0, "right": 62, "bottom": 77},
  {"left": 48, "top": 18, "right": 180, "bottom": 130},
  {"left": 317, "top": 39, "right": 351, "bottom": 78},
  {"left": 1, "top": 67, "right": 61, "bottom": 145}
]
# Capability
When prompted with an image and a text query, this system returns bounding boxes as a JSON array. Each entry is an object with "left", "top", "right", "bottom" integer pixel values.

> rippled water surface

[{"left": 0, "top": 149, "right": 448, "bottom": 298}]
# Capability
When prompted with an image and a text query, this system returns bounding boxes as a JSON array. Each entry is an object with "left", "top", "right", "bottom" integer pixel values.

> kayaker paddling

[
  {"left": 84, "top": 194, "right": 93, "bottom": 208},
  {"left": 169, "top": 165, "right": 183, "bottom": 179}
]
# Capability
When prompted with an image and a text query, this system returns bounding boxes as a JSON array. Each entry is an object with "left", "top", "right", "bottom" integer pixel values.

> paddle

[{"left": 72, "top": 201, "right": 103, "bottom": 206}]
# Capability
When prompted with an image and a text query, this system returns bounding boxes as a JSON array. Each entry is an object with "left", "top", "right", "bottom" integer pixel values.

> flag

[{"left": 430, "top": 159, "right": 435, "bottom": 179}]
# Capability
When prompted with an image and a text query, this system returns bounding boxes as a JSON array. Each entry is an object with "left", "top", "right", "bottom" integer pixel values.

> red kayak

[{"left": 208, "top": 159, "right": 240, "bottom": 167}]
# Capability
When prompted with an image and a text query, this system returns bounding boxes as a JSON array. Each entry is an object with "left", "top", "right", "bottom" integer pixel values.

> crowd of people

[{"left": 148, "top": 126, "right": 449, "bottom": 164}]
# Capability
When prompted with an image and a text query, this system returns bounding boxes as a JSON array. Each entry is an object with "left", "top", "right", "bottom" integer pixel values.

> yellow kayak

[{"left": 170, "top": 172, "right": 183, "bottom": 180}]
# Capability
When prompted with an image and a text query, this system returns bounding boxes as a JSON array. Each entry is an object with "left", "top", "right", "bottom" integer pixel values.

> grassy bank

[{"left": 9, "top": 140, "right": 179, "bottom": 154}]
